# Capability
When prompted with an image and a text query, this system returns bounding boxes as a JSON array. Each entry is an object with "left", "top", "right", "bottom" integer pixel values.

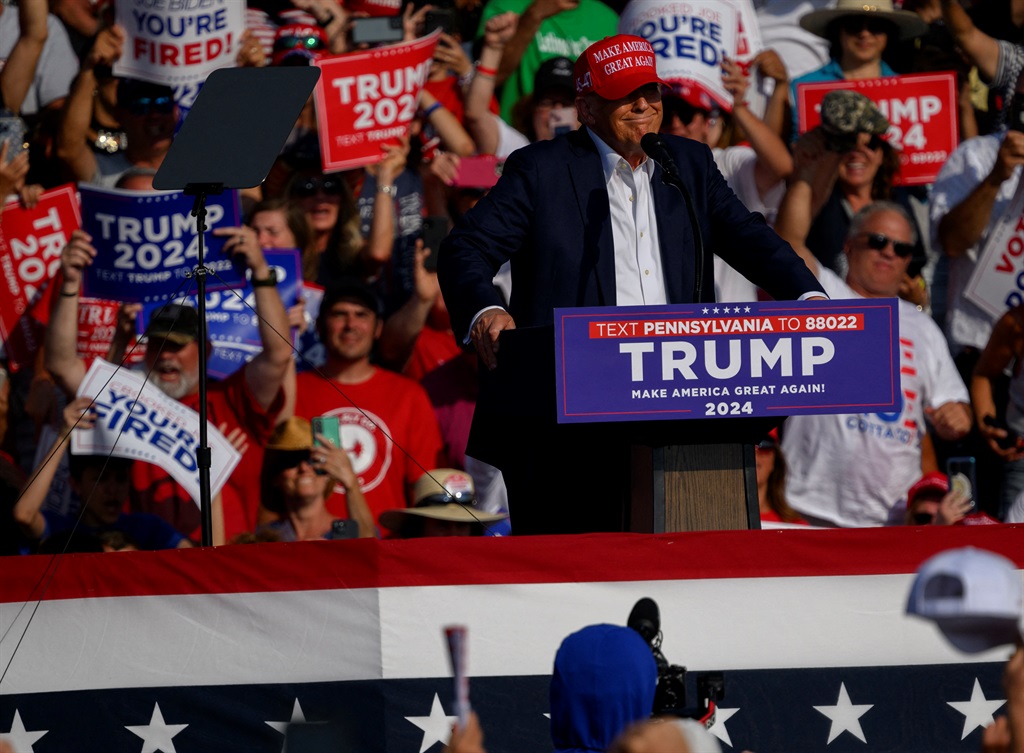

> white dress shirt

[{"left": 589, "top": 128, "right": 668, "bottom": 306}]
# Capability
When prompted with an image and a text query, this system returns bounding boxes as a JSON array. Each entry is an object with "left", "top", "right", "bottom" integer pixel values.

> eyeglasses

[
  {"left": 274, "top": 34, "right": 326, "bottom": 52},
  {"left": 857, "top": 232, "right": 915, "bottom": 258},
  {"left": 127, "top": 95, "right": 174, "bottom": 116},
  {"left": 865, "top": 134, "right": 887, "bottom": 151},
  {"left": 840, "top": 16, "right": 893, "bottom": 35},
  {"left": 291, "top": 176, "right": 344, "bottom": 198}
]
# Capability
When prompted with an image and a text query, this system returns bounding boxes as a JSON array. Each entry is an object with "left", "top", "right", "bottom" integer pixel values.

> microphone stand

[
  {"left": 641, "top": 135, "right": 707, "bottom": 302},
  {"left": 185, "top": 183, "right": 223, "bottom": 548}
]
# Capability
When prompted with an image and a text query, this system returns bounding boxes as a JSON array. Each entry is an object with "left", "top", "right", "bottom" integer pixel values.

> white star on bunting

[
  {"left": 405, "top": 693, "right": 456, "bottom": 753},
  {"left": 947, "top": 679, "right": 1005, "bottom": 739},
  {"left": 1, "top": 709, "right": 48, "bottom": 752},
  {"left": 125, "top": 702, "right": 188, "bottom": 753},
  {"left": 813, "top": 682, "right": 873, "bottom": 744}
]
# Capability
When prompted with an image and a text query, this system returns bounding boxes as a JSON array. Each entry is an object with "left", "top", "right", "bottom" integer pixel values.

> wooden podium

[{"left": 468, "top": 325, "right": 777, "bottom": 534}]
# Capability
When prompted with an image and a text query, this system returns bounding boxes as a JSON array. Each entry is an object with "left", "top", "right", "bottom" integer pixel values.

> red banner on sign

[
  {"left": 795, "top": 72, "right": 959, "bottom": 186},
  {"left": 313, "top": 32, "right": 440, "bottom": 173},
  {"left": 0, "top": 184, "right": 81, "bottom": 369},
  {"left": 76, "top": 297, "right": 146, "bottom": 366}
]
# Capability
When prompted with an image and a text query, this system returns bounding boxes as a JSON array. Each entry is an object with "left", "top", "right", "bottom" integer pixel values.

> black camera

[{"left": 627, "top": 598, "right": 724, "bottom": 723}]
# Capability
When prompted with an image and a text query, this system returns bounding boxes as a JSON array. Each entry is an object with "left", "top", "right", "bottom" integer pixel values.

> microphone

[
  {"left": 627, "top": 596, "right": 660, "bottom": 644},
  {"left": 640, "top": 133, "right": 682, "bottom": 185},
  {"left": 627, "top": 596, "right": 668, "bottom": 669}
]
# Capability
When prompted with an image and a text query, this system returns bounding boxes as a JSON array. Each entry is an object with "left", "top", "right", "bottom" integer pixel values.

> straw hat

[
  {"left": 800, "top": 0, "right": 928, "bottom": 41},
  {"left": 378, "top": 469, "right": 508, "bottom": 531},
  {"left": 266, "top": 417, "right": 314, "bottom": 451}
]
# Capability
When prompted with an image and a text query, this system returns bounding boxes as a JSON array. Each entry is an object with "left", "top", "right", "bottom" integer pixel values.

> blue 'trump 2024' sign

[{"left": 555, "top": 299, "right": 900, "bottom": 423}]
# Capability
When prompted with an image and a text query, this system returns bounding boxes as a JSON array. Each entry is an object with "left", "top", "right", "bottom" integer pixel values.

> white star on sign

[
  {"left": 1, "top": 709, "right": 48, "bottom": 752},
  {"left": 708, "top": 706, "right": 739, "bottom": 747},
  {"left": 125, "top": 702, "right": 188, "bottom": 753},
  {"left": 813, "top": 682, "right": 873, "bottom": 744},
  {"left": 702, "top": 307, "right": 709, "bottom": 314},
  {"left": 947, "top": 679, "right": 1005, "bottom": 739},
  {"left": 405, "top": 693, "right": 456, "bottom": 753}
]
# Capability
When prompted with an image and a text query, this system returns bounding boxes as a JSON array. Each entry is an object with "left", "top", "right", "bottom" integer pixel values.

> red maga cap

[{"left": 573, "top": 35, "right": 668, "bottom": 101}]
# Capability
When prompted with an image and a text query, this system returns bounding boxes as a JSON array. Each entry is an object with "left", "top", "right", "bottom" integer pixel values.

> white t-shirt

[
  {"left": 712, "top": 145, "right": 786, "bottom": 303},
  {"left": 929, "top": 133, "right": 1017, "bottom": 353},
  {"left": 782, "top": 267, "right": 969, "bottom": 527}
]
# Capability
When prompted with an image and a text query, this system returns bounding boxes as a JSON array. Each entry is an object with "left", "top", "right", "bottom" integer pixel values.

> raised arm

[
  {"left": 419, "top": 88, "right": 476, "bottom": 157},
  {"left": 378, "top": 240, "right": 439, "bottom": 372},
  {"left": 45, "top": 230, "right": 95, "bottom": 396},
  {"left": 722, "top": 55, "right": 793, "bottom": 194},
  {"left": 362, "top": 137, "right": 408, "bottom": 271},
  {"left": 212, "top": 226, "right": 293, "bottom": 411},
  {"left": 1, "top": 0, "right": 47, "bottom": 115},
  {"left": 464, "top": 12, "right": 518, "bottom": 155},
  {"left": 314, "top": 433, "right": 376, "bottom": 537},
  {"left": 774, "top": 128, "right": 842, "bottom": 276},
  {"left": 12, "top": 396, "right": 95, "bottom": 541},
  {"left": 973, "top": 308, "right": 1024, "bottom": 460},
  {"left": 55, "top": 25, "right": 124, "bottom": 183},
  {"left": 753, "top": 49, "right": 790, "bottom": 140},
  {"left": 941, "top": 0, "right": 1000, "bottom": 80},
  {"left": 493, "top": 0, "right": 575, "bottom": 85},
  {"left": 938, "top": 132, "right": 1023, "bottom": 258}
]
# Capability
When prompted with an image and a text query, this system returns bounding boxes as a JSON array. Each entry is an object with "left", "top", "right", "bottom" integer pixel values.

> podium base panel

[{"left": 629, "top": 443, "right": 758, "bottom": 533}]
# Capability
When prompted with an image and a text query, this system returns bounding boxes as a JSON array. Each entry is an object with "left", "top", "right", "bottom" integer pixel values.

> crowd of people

[{"left": 2, "top": 0, "right": 1024, "bottom": 554}]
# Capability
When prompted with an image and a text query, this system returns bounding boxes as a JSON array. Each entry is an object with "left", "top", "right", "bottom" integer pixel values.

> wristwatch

[
  {"left": 378, "top": 184, "right": 398, "bottom": 198},
  {"left": 251, "top": 269, "right": 278, "bottom": 288}
]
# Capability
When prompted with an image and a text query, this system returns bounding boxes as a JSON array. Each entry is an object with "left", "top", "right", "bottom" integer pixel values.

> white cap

[{"left": 906, "top": 547, "right": 1023, "bottom": 653}]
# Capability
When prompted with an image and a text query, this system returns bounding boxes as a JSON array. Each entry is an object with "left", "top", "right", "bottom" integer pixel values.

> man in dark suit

[{"left": 438, "top": 34, "right": 824, "bottom": 534}]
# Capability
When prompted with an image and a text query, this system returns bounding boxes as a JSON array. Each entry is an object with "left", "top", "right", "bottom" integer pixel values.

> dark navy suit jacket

[{"left": 438, "top": 128, "right": 822, "bottom": 342}]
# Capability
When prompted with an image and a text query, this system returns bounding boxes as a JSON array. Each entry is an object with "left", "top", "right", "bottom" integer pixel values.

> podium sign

[{"left": 556, "top": 299, "right": 900, "bottom": 423}]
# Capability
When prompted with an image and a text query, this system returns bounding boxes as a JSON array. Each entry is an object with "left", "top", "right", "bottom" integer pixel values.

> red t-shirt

[
  {"left": 403, "top": 326, "right": 461, "bottom": 382},
  {"left": 294, "top": 368, "right": 446, "bottom": 523},
  {"left": 130, "top": 368, "right": 283, "bottom": 541}
]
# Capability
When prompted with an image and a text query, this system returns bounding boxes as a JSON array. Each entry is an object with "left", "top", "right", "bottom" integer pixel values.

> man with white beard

[{"left": 46, "top": 226, "right": 292, "bottom": 543}]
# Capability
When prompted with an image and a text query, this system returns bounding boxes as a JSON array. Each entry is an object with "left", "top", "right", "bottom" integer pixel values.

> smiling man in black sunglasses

[{"left": 775, "top": 192, "right": 972, "bottom": 528}]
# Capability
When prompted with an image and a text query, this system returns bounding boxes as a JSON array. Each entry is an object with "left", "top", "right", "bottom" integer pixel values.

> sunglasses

[
  {"left": 127, "top": 95, "right": 174, "bottom": 116},
  {"left": 912, "top": 512, "right": 934, "bottom": 525},
  {"left": 858, "top": 232, "right": 915, "bottom": 258},
  {"left": 274, "top": 34, "right": 326, "bottom": 52},
  {"left": 291, "top": 176, "right": 344, "bottom": 198},
  {"left": 840, "top": 16, "right": 893, "bottom": 35},
  {"left": 271, "top": 449, "right": 315, "bottom": 472}
]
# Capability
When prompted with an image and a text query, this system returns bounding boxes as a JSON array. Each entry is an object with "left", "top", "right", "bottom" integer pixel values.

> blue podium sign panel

[{"left": 555, "top": 299, "right": 900, "bottom": 423}]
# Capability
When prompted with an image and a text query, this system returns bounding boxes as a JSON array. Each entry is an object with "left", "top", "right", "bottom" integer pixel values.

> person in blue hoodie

[{"left": 549, "top": 624, "right": 658, "bottom": 753}]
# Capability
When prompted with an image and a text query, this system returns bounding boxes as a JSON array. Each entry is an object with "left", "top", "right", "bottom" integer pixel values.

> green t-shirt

[{"left": 478, "top": 0, "right": 619, "bottom": 122}]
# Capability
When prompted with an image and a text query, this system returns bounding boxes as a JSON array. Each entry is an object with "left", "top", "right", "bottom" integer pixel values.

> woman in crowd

[
  {"left": 248, "top": 197, "right": 316, "bottom": 281},
  {"left": 258, "top": 416, "right": 375, "bottom": 540},
  {"left": 756, "top": 430, "right": 806, "bottom": 527}
]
